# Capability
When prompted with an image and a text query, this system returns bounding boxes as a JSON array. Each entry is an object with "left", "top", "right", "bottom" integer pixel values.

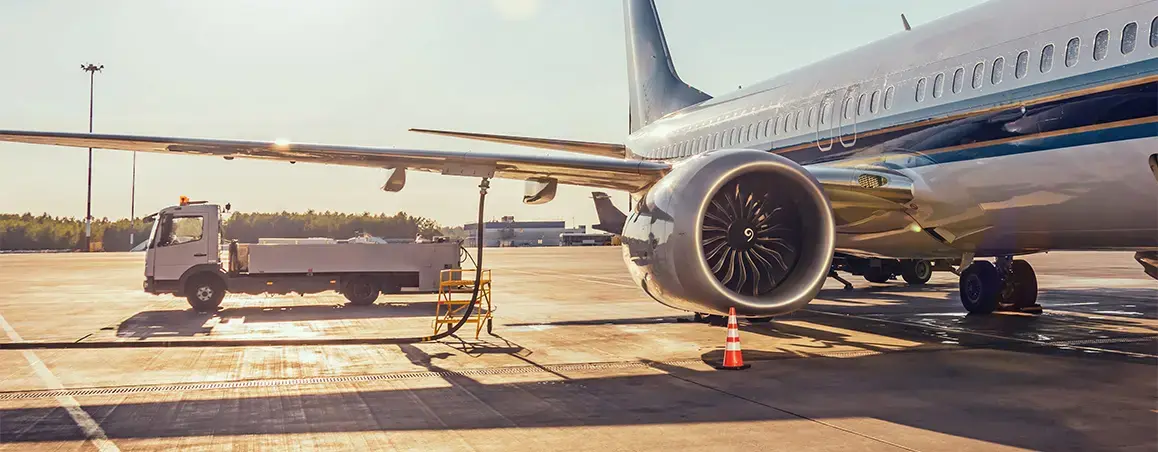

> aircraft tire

[
  {"left": 1003, "top": 260, "right": 1038, "bottom": 308},
  {"left": 959, "top": 261, "right": 1000, "bottom": 315}
]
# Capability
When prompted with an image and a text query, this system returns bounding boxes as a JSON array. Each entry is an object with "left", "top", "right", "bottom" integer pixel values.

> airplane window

[
  {"left": 807, "top": 107, "right": 815, "bottom": 128},
  {"left": 915, "top": 78, "right": 927, "bottom": 102},
  {"left": 951, "top": 68, "right": 964, "bottom": 93},
  {"left": 1151, "top": 16, "right": 1158, "bottom": 47},
  {"left": 767, "top": 118, "right": 775, "bottom": 136},
  {"left": 724, "top": 129, "right": 732, "bottom": 146},
  {"left": 972, "top": 62, "right": 984, "bottom": 89},
  {"left": 843, "top": 97, "right": 854, "bottom": 119},
  {"left": 794, "top": 111, "right": 802, "bottom": 131},
  {"left": 1015, "top": 51, "right": 1029, "bottom": 78},
  {"left": 733, "top": 127, "right": 741, "bottom": 143},
  {"left": 1040, "top": 44, "right": 1054, "bottom": 73},
  {"left": 1065, "top": 37, "right": 1080, "bottom": 67},
  {"left": 782, "top": 114, "right": 790, "bottom": 133},
  {"left": 1094, "top": 30, "right": 1109, "bottom": 61},
  {"left": 869, "top": 90, "right": 880, "bottom": 113},
  {"left": 992, "top": 57, "right": 1004, "bottom": 84},
  {"left": 883, "top": 87, "right": 894, "bottom": 110},
  {"left": 1122, "top": 22, "right": 1137, "bottom": 54},
  {"left": 933, "top": 73, "right": 945, "bottom": 98},
  {"left": 756, "top": 121, "right": 765, "bottom": 139},
  {"left": 746, "top": 124, "right": 754, "bottom": 142},
  {"left": 714, "top": 132, "right": 722, "bottom": 148},
  {"left": 819, "top": 101, "right": 830, "bottom": 125},
  {"left": 858, "top": 93, "right": 868, "bottom": 115}
]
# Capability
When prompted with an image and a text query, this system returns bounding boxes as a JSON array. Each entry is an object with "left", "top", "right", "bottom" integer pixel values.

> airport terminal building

[{"left": 464, "top": 216, "right": 584, "bottom": 247}]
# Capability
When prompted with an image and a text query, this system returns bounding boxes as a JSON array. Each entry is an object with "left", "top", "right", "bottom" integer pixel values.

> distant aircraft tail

[
  {"left": 624, "top": 0, "right": 711, "bottom": 133},
  {"left": 591, "top": 191, "right": 628, "bottom": 234}
]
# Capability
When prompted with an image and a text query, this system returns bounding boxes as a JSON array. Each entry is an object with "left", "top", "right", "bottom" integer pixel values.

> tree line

[{"left": 0, "top": 211, "right": 443, "bottom": 252}]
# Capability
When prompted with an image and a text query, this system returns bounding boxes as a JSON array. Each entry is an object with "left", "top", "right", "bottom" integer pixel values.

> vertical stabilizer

[
  {"left": 624, "top": 0, "right": 711, "bottom": 133},
  {"left": 591, "top": 191, "right": 628, "bottom": 234}
]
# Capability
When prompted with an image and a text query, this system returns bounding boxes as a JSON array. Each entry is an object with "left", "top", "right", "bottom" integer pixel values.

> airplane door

[
  {"left": 837, "top": 87, "right": 857, "bottom": 148},
  {"left": 814, "top": 95, "right": 834, "bottom": 151}
]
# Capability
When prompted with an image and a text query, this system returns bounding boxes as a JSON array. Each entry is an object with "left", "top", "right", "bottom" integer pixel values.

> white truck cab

[{"left": 143, "top": 200, "right": 461, "bottom": 311}]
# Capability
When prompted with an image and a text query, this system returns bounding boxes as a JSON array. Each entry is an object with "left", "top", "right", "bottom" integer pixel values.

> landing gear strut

[{"left": 958, "top": 256, "right": 1040, "bottom": 315}]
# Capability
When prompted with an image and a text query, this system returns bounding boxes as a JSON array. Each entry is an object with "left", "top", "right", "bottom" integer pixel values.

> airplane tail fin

[
  {"left": 591, "top": 191, "right": 628, "bottom": 234},
  {"left": 624, "top": 0, "right": 711, "bottom": 133}
]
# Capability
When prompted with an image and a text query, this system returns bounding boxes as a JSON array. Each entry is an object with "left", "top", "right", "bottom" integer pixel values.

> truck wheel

[
  {"left": 380, "top": 280, "right": 402, "bottom": 295},
  {"left": 344, "top": 276, "right": 380, "bottom": 306},
  {"left": 186, "top": 274, "right": 225, "bottom": 312},
  {"left": 901, "top": 260, "right": 933, "bottom": 285},
  {"left": 863, "top": 267, "right": 891, "bottom": 284}
]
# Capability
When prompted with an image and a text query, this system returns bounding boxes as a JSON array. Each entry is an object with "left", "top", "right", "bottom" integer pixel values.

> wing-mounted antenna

[{"left": 901, "top": 13, "right": 912, "bottom": 31}]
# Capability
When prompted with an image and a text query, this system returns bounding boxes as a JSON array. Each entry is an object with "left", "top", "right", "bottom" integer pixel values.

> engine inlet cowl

[{"left": 620, "top": 149, "right": 836, "bottom": 317}]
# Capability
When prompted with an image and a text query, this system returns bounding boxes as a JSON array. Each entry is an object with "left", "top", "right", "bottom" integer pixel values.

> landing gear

[
  {"left": 998, "top": 258, "right": 1040, "bottom": 313},
  {"left": 959, "top": 261, "right": 1001, "bottom": 314},
  {"left": 957, "top": 257, "right": 1040, "bottom": 315}
]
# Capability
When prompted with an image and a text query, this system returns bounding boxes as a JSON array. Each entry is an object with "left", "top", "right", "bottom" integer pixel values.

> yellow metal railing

[{"left": 433, "top": 268, "right": 492, "bottom": 339}]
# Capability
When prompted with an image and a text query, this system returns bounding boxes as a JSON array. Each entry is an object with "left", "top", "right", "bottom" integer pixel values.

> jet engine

[{"left": 620, "top": 149, "right": 835, "bottom": 317}]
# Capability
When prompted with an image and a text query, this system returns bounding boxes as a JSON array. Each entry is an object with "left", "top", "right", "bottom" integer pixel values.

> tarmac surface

[{"left": 0, "top": 248, "right": 1154, "bottom": 451}]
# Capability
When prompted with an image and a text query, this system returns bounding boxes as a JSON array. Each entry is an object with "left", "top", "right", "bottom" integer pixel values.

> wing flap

[{"left": 0, "top": 130, "right": 668, "bottom": 192}]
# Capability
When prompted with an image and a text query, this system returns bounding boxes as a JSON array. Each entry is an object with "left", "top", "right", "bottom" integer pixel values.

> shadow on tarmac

[{"left": 0, "top": 338, "right": 1153, "bottom": 450}]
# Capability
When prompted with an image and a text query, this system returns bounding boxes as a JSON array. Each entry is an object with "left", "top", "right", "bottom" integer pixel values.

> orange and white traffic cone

[{"left": 716, "top": 307, "right": 750, "bottom": 370}]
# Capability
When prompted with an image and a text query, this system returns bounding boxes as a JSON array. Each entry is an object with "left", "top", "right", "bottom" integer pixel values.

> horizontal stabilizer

[
  {"left": 410, "top": 128, "right": 625, "bottom": 158},
  {"left": 591, "top": 191, "right": 628, "bottom": 234}
]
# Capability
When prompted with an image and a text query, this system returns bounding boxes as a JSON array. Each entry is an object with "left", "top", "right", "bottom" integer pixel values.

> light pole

[{"left": 81, "top": 63, "right": 103, "bottom": 252}]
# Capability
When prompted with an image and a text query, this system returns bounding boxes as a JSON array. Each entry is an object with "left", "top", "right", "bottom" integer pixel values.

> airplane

[{"left": 1, "top": 0, "right": 1155, "bottom": 319}]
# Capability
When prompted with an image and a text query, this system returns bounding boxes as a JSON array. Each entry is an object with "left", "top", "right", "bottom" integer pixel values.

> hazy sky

[{"left": 0, "top": 0, "right": 985, "bottom": 228}]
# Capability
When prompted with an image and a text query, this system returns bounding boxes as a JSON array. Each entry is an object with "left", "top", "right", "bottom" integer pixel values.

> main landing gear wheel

[
  {"left": 959, "top": 261, "right": 1000, "bottom": 314},
  {"left": 901, "top": 260, "right": 933, "bottom": 285},
  {"left": 1000, "top": 260, "right": 1040, "bottom": 313}
]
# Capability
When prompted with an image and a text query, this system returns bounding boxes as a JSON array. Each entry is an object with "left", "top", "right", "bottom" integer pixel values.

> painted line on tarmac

[
  {"left": 0, "top": 311, "right": 119, "bottom": 451},
  {"left": 505, "top": 269, "right": 638, "bottom": 289},
  {"left": 803, "top": 309, "right": 1158, "bottom": 359}
]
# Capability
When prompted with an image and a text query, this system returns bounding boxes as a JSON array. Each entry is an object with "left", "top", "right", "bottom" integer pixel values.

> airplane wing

[
  {"left": 0, "top": 130, "right": 667, "bottom": 193},
  {"left": 409, "top": 128, "right": 626, "bottom": 158}
]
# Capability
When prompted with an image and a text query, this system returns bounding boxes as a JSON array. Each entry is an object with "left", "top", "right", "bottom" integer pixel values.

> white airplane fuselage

[{"left": 624, "top": 0, "right": 1158, "bottom": 260}]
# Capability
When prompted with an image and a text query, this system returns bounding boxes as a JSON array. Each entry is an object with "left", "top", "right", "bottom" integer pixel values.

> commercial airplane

[{"left": 1, "top": 0, "right": 1155, "bottom": 318}]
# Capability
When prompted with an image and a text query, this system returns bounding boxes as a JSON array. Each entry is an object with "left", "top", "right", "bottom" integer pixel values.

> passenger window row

[
  {"left": 914, "top": 17, "right": 1156, "bottom": 104},
  {"left": 651, "top": 17, "right": 1158, "bottom": 160}
]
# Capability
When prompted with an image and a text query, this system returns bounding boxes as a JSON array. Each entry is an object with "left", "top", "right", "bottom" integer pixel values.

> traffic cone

[{"left": 716, "top": 307, "right": 750, "bottom": 370}]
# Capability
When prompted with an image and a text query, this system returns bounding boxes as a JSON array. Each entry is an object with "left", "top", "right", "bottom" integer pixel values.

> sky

[{"left": 0, "top": 0, "right": 987, "bottom": 229}]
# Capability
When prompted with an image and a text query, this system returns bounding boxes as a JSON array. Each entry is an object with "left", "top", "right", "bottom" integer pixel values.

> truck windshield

[{"left": 153, "top": 215, "right": 205, "bottom": 247}]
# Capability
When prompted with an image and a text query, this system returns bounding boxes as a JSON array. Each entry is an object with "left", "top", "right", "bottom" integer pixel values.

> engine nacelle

[{"left": 621, "top": 149, "right": 835, "bottom": 317}]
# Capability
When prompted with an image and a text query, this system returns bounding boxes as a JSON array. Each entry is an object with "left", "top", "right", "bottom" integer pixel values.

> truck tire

[
  {"left": 863, "top": 267, "right": 891, "bottom": 284},
  {"left": 901, "top": 260, "right": 933, "bottom": 285},
  {"left": 343, "top": 276, "right": 380, "bottom": 306},
  {"left": 186, "top": 274, "right": 226, "bottom": 312}
]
